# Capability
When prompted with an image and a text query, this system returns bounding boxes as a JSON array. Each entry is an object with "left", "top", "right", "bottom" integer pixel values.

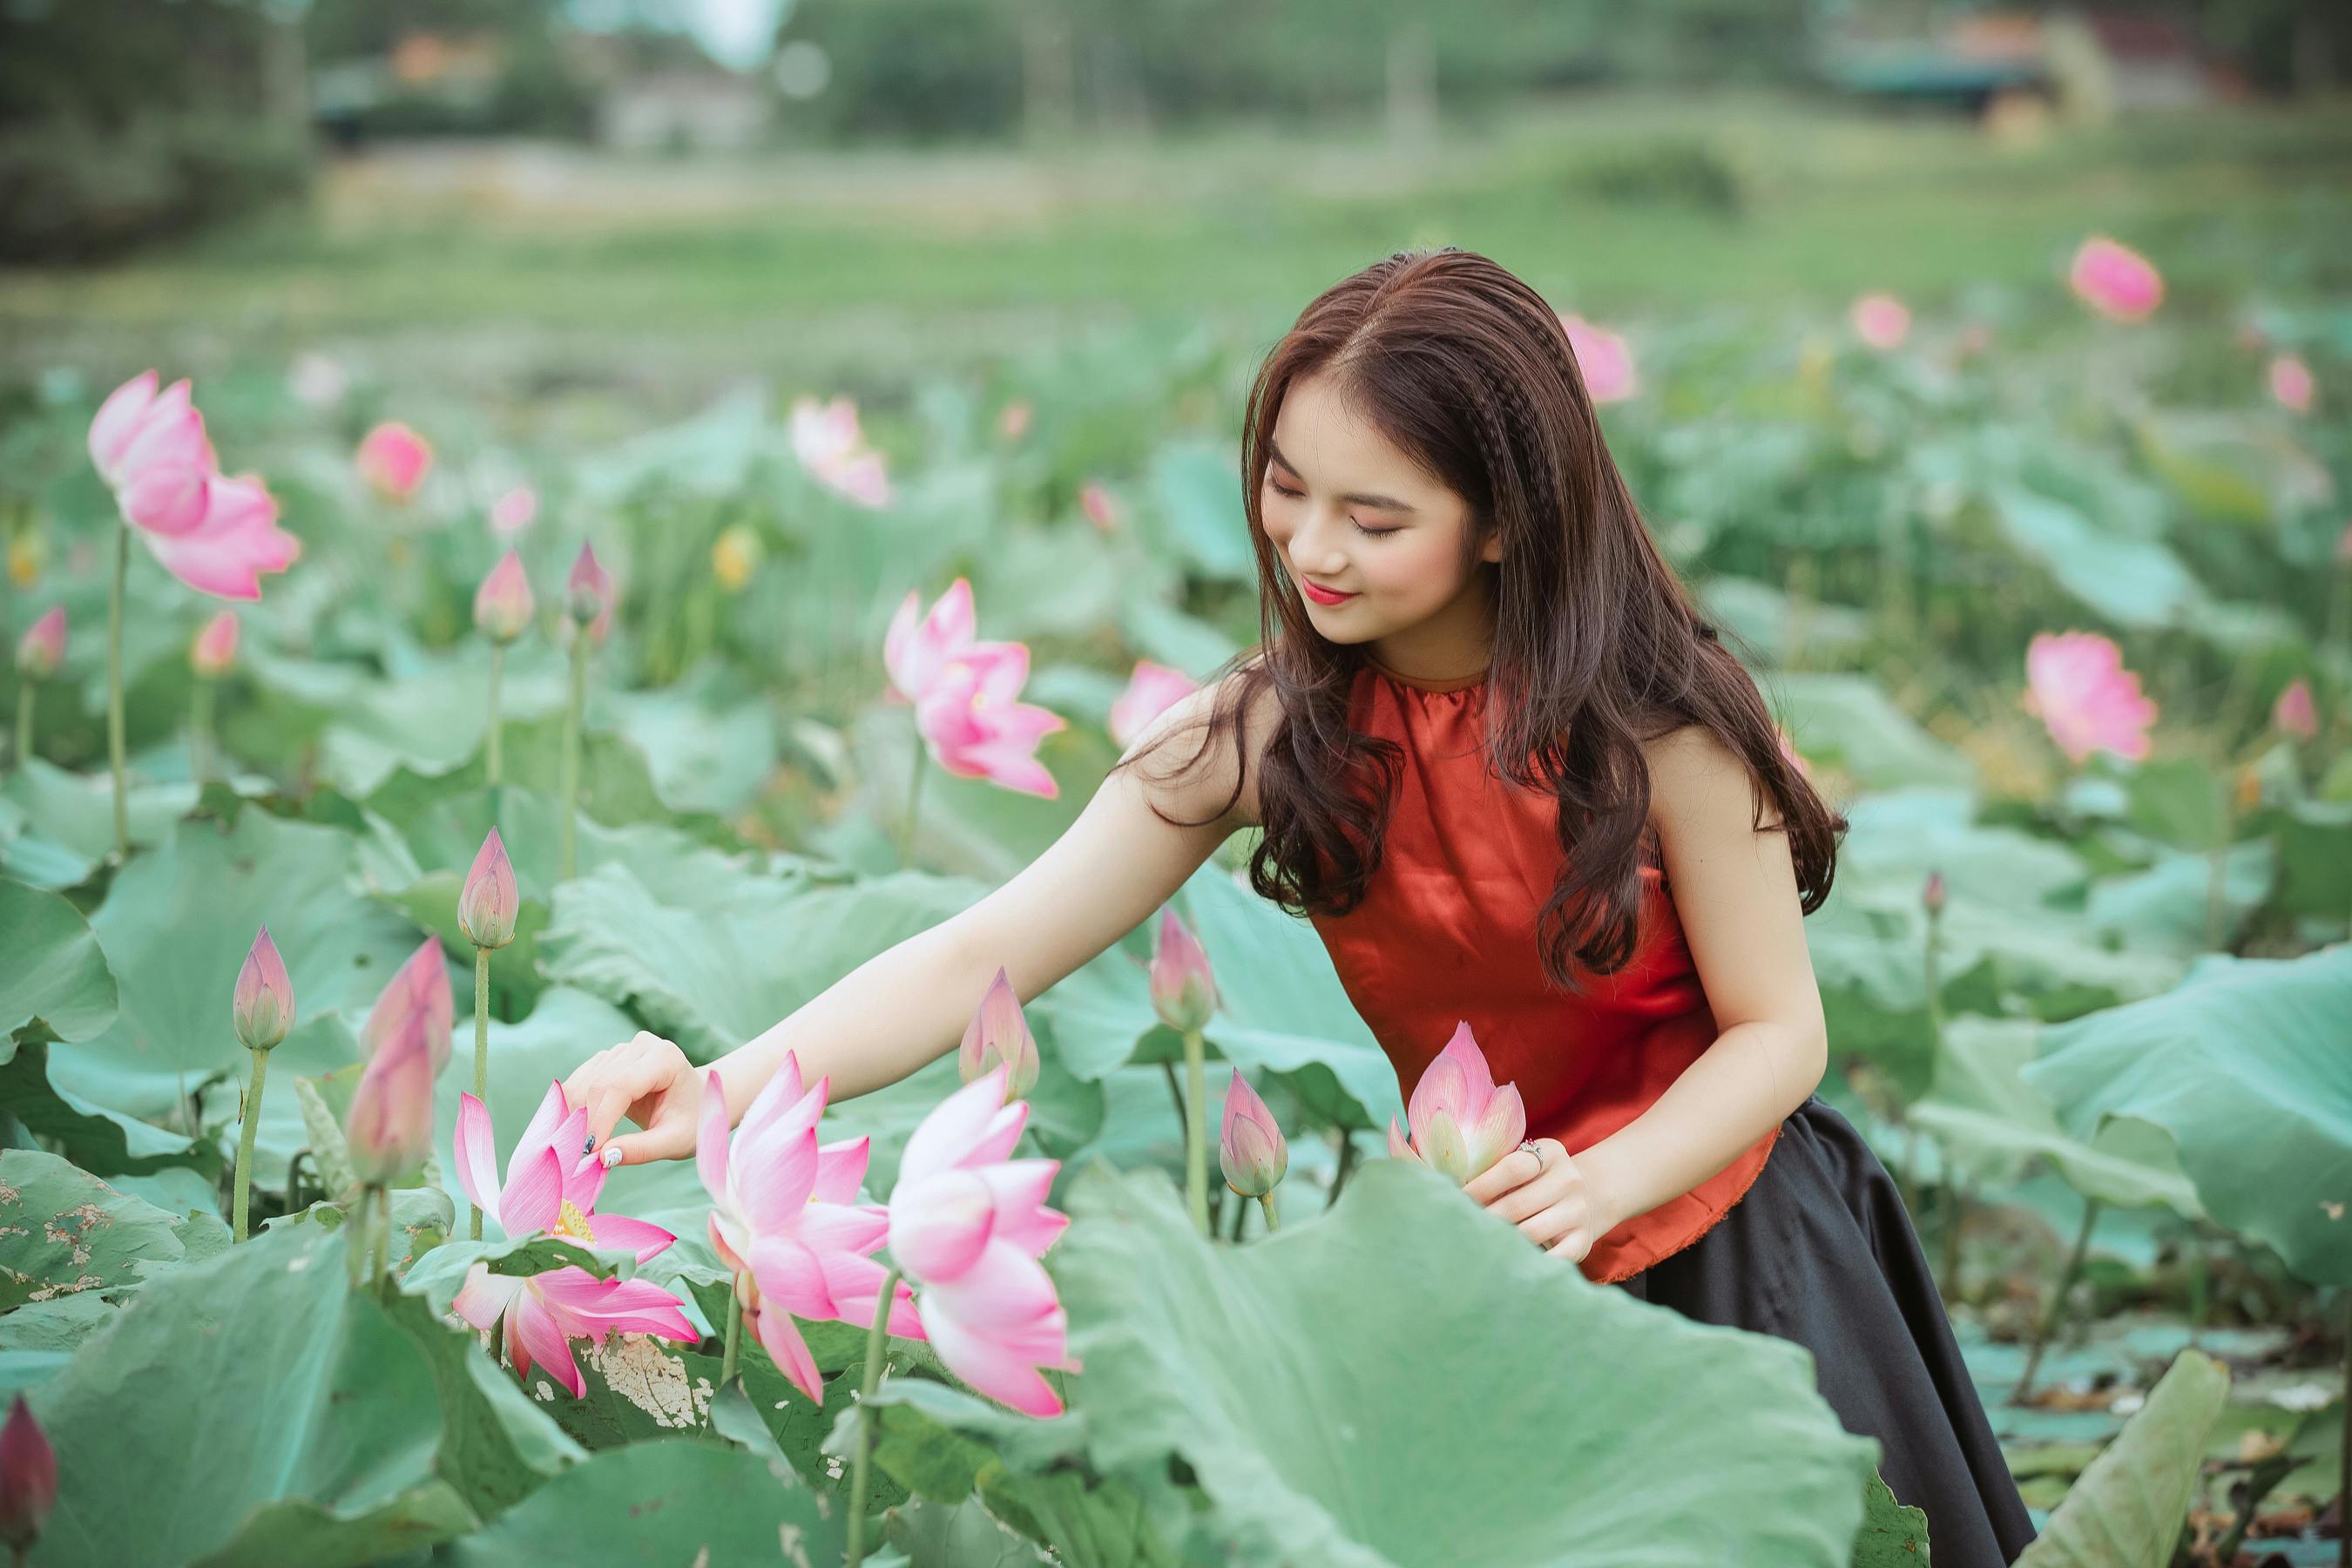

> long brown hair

[{"left": 1114, "top": 247, "right": 1845, "bottom": 992}]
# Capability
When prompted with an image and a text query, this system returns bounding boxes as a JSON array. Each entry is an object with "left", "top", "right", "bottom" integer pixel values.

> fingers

[
  {"left": 599, "top": 1113, "right": 699, "bottom": 1169},
  {"left": 1463, "top": 1145, "right": 1544, "bottom": 1204},
  {"left": 572, "top": 1032, "right": 687, "bottom": 1160}
]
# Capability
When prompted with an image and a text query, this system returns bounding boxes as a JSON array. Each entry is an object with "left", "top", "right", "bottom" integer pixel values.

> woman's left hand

[{"left": 1463, "top": 1139, "right": 1612, "bottom": 1263}]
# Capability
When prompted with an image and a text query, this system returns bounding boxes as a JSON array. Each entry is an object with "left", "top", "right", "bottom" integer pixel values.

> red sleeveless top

[{"left": 1305, "top": 652, "right": 1780, "bottom": 1284}]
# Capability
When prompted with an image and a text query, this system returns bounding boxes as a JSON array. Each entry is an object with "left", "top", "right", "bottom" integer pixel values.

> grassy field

[{"left": 3, "top": 88, "right": 2348, "bottom": 402}]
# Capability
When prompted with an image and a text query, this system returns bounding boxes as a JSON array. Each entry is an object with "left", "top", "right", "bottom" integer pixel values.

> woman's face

[{"left": 1257, "top": 370, "right": 1500, "bottom": 663}]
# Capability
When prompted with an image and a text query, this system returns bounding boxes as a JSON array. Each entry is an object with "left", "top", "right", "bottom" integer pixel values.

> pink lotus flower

[
  {"left": 1220, "top": 1069, "right": 1287, "bottom": 1198},
  {"left": 1387, "top": 1020, "right": 1526, "bottom": 1185},
  {"left": 1849, "top": 293, "right": 1911, "bottom": 351},
  {"left": 884, "top": 1063, "right": 1078, "bottom": 1416},
  {"left": 15, "top": 607, "right": 64, "bottom": 680},
  {"left": 883, "top": 578, "right": 1021, "bottom": 705},
  {"left": 1148, "top": 908, "right": 1216, "bottom": 1033},
  {"left": 190, "top": 610, "right": 239, "bottom": 679},
  {"left": 958, "top": 966, "right": 1041, "bottom": 1102},
  {"left": 233, "top": 924, "right": 294, "bottom": 1052},
  {"left": 2268, "top": 355, "right": 2315, "bottom": 416},
  {"left": 355, "top": 422, "right": 433, "bottom": 504},
  {"left": 473, "top": 550, "right": 534, "bottom": 644},
  {"left": 490, "top": 484, "right": 538, "bottom": 536},
  {"left": 345, "top": 988, "right": 439, "bottom": 1186},
  {"left": 913, "top": 645, "right": 1065, "bottom": 799},
  {"left": 997, "top": 400, "right": 1032, "bottom": 441},
  {"left": 2068, "top": 237, "right": 2163, "bottom": 323},
  {"left": 451, "top": 1084, "right": 694, "bottom": 1397},
  {"left": 696, "top": 1059, "right": 921, "bottom": 1403},
  {"left": 2274, "top": 679, "right": 2318, "bottom": 741},
  {"left": 1108, "top": 660, "right": 1197, "bottom": 750},
  {"left": 0, "top": 1394, "right": 57, "bottom": 1556},
  {"left": 563, "top": 543, "right": 615, "bottom": 646},
  {"left": 789, "top": 394, "right": 891, "bottom": 509},
  {"left": 1079, "top": 482, "right": 1119, "bottom": 533},
  {"left": 1922, "top": 870, "right": 1948, "bottom": 916},
  {"left": 459, "top": 828, "right": 519, "bottom": 950},
  {"left": 87, "top": 371, "right": 300, "bottom": 600},
  {"left": 363, "top": 935, "right": 455, "bottom": 1076},
  {"left": 2024, "top": 631, "right": 2158, "bottom": 763},
  {"left": 1558, "top": 313, "right": 1638, "bottom": 403}
]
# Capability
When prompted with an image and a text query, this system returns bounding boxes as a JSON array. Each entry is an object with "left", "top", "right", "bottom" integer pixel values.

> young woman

[{"left": 562, "top": 247, "right": 2036, "bottom": 1565}]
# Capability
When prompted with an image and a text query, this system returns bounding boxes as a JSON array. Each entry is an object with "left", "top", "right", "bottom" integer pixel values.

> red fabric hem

[{"left": 1587, "top": 1122, "right": 1784, "bottom": 1287}]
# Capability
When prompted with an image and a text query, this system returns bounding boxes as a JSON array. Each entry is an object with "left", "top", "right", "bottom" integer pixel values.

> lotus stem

[
  {"left": 845, "top": 1264, "right": 904, "bottom": 1568},
  {"left": 2015, "top": 1197, "right": 2100, "bottom": 1402},
  {"left": 1938, "top": 1159, "right": 1969, "bottom": 1305},
  {"left": 10, "top": 675, "right": 29, "bottom": 772},
  {"left": 1159, "top": 1061, "right": 1186, "bottom": 1136},
  {"left": 558, "top": 625, "right": 589, "bottom": 881},
  {"left": 720, "top": 1278, "right": 742, "bottom": 1386},
  {"left": 347, "top": 1186, "right": 370, "bottom": 1290},
  {"left": 231, "top": 1046, "right": 269, "bottom": 1242},
  {"left": 2338, "top": 1290, "right": 2349, "bottom": 1568},
  {"left": 1257, "top": 1192, "right": 1280, "bottom": 1234},
  {"left": 1182, "top": 1024, "right": 1209, "bottom": 1237},
  {"left": 2204, "top": 841, "right": 2228, "bottom": 952},
  {"left": 484, "top": 642, "right": 504, "bottom": 788},
  {"left": 471, "top": 946, "right": 490, "bottom": 1240},
  {"left": 107, "top": 524, "right": 128, "bottom": 860},
  {"left": 370, "top": 1183, "right": 392, "bottom": 1292},
  {"left": 189, "top": 676, "right": 214, "bottom": 786},
  {"left": 896, "top": 733, "right": 926, "bottom": 868},
  {"left": 1330, "top": 1128, "right": 1360, "bottom": 1205}
]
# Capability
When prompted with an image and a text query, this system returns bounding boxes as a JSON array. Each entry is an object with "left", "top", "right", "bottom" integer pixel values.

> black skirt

[{"left": 1612, "top": 1094, "right": 2038, "bottom": 1568}]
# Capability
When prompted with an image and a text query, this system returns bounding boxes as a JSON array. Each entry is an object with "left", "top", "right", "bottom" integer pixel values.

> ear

[{"left": 1478, "top": 531, "right": 1503, "bottom": 565}]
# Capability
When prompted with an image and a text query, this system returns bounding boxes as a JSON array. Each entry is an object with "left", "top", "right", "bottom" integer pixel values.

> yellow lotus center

[{"left": 553, "top": 1199, "right": 595, "bottom": 1244}]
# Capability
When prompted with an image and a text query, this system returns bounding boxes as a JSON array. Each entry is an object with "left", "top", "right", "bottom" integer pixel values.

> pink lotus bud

[
  {"left": 564, "top": 543, "right": 614, "bottom": 645},
  {"left": 190, "top": 610, "right": 240, "bottom": 679},
  {"left": 458, "top": 828, "right": 519, "bottom": 950},
  {"left": 233, "top": 925, "right": 294, "bottom": 1052},
  {"left": 997, "top": 400, "right": 1032, "bottom": 441},
  {"left": 2068, "top": 236, "right": 2163, "bottom": 323},
  {"left": 2268, "top": 355, "right": 2315, "bottom": 416},
  {"left": 2274, "top": 679, "right": 2318, "bottom": 741},
  {"left": 355, "top": 422, "right": 432, "bottom": 504},
  {"left": 1558, "top": 312, "right": 1638, "bottom": 403},
  {"left": 1389, "top": 1020, "right": 1525, "bottom": 1185},
  {"left": 345, "top": 993, "right": 437, "bottom": 1186},
  {"left": 0, "top": 1394, "right": 57, "bottom": 1554},
  {"left": 1848, "top": 293, "right": 1911, "bottom": 351},
  {"left": 1220, "top": 1069, "right": 1288, "bottom": 1198},
  {"left": 362, "top": 935, "right": 455, "bottom": 1077},
  {"left": 957, "top": 966, "right": 1040, "bottom": 1102},
  {"left": 472, "top": 550, "right": 534, "bottom": 645},
  {"left": 1148, "top": 908, "right": 1216, "bottom": 1033},
  {"left": 489, "top": 484, "right": 537, "bottom": 536},
  {"left": 15, "top": 607, "right": 64, "bottom": 681},
  {"left": 1922, "top": 870, "right": 1947, "bottom": 916},
  {"left": 2024, "top": 631, "right": 2158, "bottom": 763},
  {"left": 1108, "top": 659, "right": 1197, "bottom": 751},
  {"left": 1079, "top": 482, "right": 1118, "bottom": 533}
]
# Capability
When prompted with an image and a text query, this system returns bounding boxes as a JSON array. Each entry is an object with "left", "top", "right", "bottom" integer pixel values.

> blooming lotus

[
  {"left": 2068, "top": 236, "right": 2162, "bottom": 323},
  {"left": 1108, "top": 659, "right": 1197, "bottom": 750},
  {"left": 1388, "top": 1020, "right": 1526, "bottom": 1184},
  {"left": 490, "top": 484, "right": 537, "bottom": 536},
  {"left": 2274, "top": 679, "right": 2317, "bottom": 741},
  {"left": 15, "top": 607, "right": 64, "bottom": 680},
  {"left": 451, "top": 1084, "right": 694, "bottom": 1397},
  {"left": 883, "top": 578, "right": 1019, "bottom": 705},
  {"left": 364, "top": 935, "right": 455, "bottom": 1075},
  {"left": 473, "top": 551, "right": 534, "bottom": 644},
  {"left": 913, "top": 644, "right": 1065, "bottom": 799},
  {"left": 87, "top": 371, "right": 299, "bottom": 600},
  {"left": 563, "top": 542, "right": 615, "bottom": 646},
  {"left": 1220, "top": 1069, "right": 1287, "bottom": 1199},
  {"left": 190, "top": 610, "right": 239, "bottom": 679},
  {"left": 1147, "top": 907, "right": 1216, "bottom": 1033},
  {"left": 885, "top": 1064, "right": 1078, "bottom": 1416},
  {"left": 1558, "top": 313, "right": 1637, "bottom": 403},
  {"left": 2268, "top": 355, "right": 2315, "bottom": 416},
  {"left": 958, "top": 966, "right": 1040, "bottom": 1103},
  {"left": 2024, "top": 631, "right": 2157, "bottom": 763},
  {"left": 1849, "top": 293, "right": 1910, "bottom": 351},
  {"left": 355, "top": 422, "right": 433, "bottom": 504},
  {"left": 789, "top": 394, "right": 890, "bottom": 509},
  {"left": 459, "top": 828, "right": 519, "bottom": 950},
  {"left": 233, "top": 925, "right": 294, "bottom": 1052},
  {"left": 696, "top": 1058, "right": 921, "bottom": 1403}
]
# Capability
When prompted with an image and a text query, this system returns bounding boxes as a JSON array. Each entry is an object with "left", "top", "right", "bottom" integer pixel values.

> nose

[{"left": 1282, "top": 504, "right": 1352, "bottom": 578}]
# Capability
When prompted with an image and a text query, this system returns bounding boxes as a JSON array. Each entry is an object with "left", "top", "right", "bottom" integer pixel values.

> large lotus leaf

[
  {"left": 1849, "top": 1469, "right": 1930, "bottom": 1568},
  {"left": 1118, "top": 595, "right": 1241, "bottom": 678},
  {"left": 2272, "top": 800, "right": 2352, "bottom": 918},
  {"left": 443, "top": 1436, "right": 846, "bottom": 1565},
  {"left": 886, "top": 1496, "right": 1058, "bottom": 1568},
  {"left": 2020, "top": 948, "right": 2352, "bottom": 1285},
  {"left": 1032, "top": 860, "right": 1398, "bottom": 1132},
  {"left": 1769, "top": 675, "right": 1975, "bottom": 790},
  {"left": 2083, "top": 840, "right": 2274, "bottom": 956},
  {"left": 2123, "top": 759, "right": 2230, "bottom": 854},
  {"left": 0, "top": 1149, "right": 225, "bottom": 1308},
  {"left": 0, "top": 880, "right": 116, "bottom": 1042},
  {"left": 2131, "top": 410, "right": 2333, "bottom": 528},
  {"left": 1908, "top": 1017, "right": 2200, "bottom": 1215},
  {"left": 1054, "top": 1160, "right": 1876, "bottom": 1566},
  {"left": 1694, "top": 574, "right": 1873, "bottom": 664},
  {"left": 1987, "top": 484, "right": 2205, "bottom": 629},
  {"left": 2014, "top": 1348, "right": 2229, "bottom": 1568},
  {"left": 1146, "top": 436, "right": 1258, "bottom": 583},
  {"left": 599, "top": 661, "right": 782, "bottom": 817},
  {"left": 0, "top": 793, "right": 93, "bottom": 890},
  {"left": 537, "top": 858, "right": 984, "bottom": 1059},
  {"left": 847, "top": 706, "right": 1092, "bottom": 884},
  {"left": 0, "top": 1034, "right": 212, "bottom": 1179},
  {"left": 30, "top": 1222, "right": 582, "bottom": 1567},
  {"left": 364, "top": 708, "right": 719, "bottom": 840},
  {"left": 0, "top": 758, "right": 196, "bottom": 862}
]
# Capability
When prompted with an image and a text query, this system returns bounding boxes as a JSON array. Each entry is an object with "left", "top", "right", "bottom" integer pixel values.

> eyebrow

[{"left": 1265, "top": 438, "right": 1419, "bottom": 513}]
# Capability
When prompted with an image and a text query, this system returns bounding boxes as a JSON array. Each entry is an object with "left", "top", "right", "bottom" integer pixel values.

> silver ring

[{"left": 1519, "top": 1139, "right": 1545, "bottom": 1171}]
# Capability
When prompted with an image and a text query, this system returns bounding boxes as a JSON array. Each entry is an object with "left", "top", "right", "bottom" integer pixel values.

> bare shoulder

[
  {"left": 1639, "top": 723, "right": 1781, "bottom": 837},
  {"left": 1116, "top": 658, "right": 1282, "bottom": 832}
]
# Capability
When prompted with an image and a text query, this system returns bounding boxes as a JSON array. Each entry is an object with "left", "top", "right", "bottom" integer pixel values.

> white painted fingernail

[{"left": 601, "top": 1146, "right": 623, "bottom": 1168}]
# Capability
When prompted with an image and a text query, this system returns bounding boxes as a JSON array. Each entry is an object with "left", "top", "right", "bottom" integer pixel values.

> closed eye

[{"left": 1266, "top": 478, "right": 1399, "bottom": 537}]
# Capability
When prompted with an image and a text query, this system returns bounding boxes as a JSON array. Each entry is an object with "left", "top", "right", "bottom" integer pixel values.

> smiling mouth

[{"left": 1301, "top": 580, "right": 1356, "bottom": 604}]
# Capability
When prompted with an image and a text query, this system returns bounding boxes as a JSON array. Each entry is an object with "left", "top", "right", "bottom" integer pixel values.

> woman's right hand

[{"left": 563, "top": 1031, "right": 705, "bottom": 1167}]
